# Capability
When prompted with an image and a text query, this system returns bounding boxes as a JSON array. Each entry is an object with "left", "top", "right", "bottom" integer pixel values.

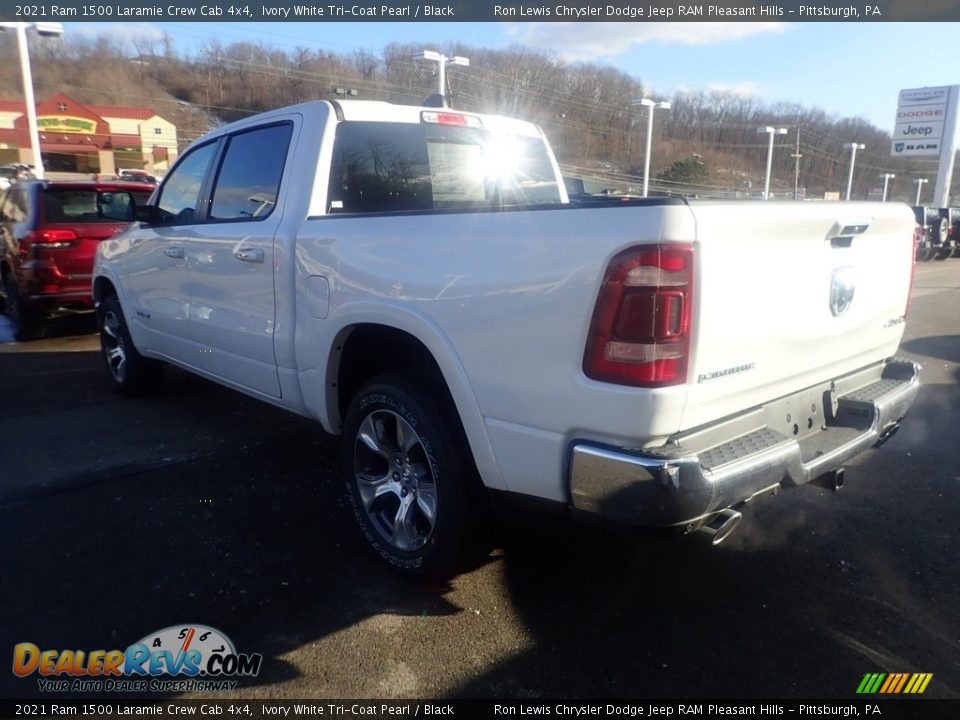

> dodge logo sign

[{"left": 830, "top": 266, "right": 856, "bottom": 316}]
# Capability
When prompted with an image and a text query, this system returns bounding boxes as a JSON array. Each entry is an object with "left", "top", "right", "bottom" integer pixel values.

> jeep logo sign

[{"left": 893, "top": 120, "right": 944, "bottom": 139}]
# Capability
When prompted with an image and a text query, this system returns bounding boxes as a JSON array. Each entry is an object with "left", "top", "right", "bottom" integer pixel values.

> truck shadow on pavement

[
  {"left": 0, "top": 357, "right": 464, "bottom": 700},
  {"left": 2, "top": 349, "right": 959, "bottom": 702},
  {"left": 902, "top": 335, "right": 960, "bottom": 364},
  {"left": 452, "top": 377, "right": 960, "bottom": 700}
]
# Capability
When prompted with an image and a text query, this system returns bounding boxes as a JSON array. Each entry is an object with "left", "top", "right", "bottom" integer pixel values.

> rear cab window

[{"left": 328, "top": 115, "right": 562, "bottom": 214}]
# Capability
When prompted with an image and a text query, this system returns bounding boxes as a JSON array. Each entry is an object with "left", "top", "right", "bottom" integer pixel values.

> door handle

[
  {"left": 162, "top": 246, "right": 185, "bottom": 259},
  {"left": 233, "top": 247, "right": 265, "bottom": 264}
]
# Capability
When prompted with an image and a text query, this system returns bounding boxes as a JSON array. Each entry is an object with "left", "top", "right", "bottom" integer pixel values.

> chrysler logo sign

[{"left": 830, "top": 266, "right": 856, "bottom": 316}]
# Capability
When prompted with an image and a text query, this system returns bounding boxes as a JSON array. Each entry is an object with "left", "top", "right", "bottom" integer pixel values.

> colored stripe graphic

[
  {"left": 858, "top": 672, "right": 932, "bottom": 694},
  {"left": 892, "top": 673, "right": 909, "bottom": 693}
]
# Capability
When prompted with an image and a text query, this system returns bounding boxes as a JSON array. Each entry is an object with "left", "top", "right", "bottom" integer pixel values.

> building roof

[
  {"left": 87, "top": 105, "right": 157, "bottom": 120},
  {"left": 0, "top": 98, "right": 156, "bottom": 120}
]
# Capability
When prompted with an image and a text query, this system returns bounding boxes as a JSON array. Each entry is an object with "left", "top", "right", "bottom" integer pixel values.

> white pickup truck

[{"left": 94, "top": 100, "right": 920, "bottom": 577}]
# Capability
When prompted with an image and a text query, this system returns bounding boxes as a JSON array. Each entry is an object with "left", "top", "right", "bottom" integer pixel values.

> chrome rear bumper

[{"left": 569, "top": 358, "right": 920, "bottom": 530}]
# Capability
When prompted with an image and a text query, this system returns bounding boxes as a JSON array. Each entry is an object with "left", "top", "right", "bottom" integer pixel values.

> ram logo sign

[{"left": 891, "top": 140, "right": 940, "bottom": 156}]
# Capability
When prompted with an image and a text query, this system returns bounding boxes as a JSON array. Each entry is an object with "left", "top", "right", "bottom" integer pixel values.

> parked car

[
  {"left": 0, "top": 180, "right": 151, "bottom": 339},
  {"left": 563, "top": 175, "right": 642, "bottom": 205},
  {"left": 95, "top": 100, "right": 919, "bottom": 577},
  {"left": 911, "top": 205, "right": 960, "bottom": 260},
  {"left": 117, "top": 169, "right": 158, "bottom": 186}
]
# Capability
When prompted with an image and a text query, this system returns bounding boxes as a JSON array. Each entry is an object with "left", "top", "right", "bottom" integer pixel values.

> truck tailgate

[{"left": 681, "top": 201, "right": 916, "bottom": 433}]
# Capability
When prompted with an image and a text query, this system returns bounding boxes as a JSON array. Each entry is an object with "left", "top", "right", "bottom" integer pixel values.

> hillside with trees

[{"left": 0, "top": 32, "right": 942, "bottom": 202}]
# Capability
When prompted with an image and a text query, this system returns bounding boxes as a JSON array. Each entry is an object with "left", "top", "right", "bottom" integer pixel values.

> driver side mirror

[{"left": 135, "top": 204, "right": 160, "bottom": 225}]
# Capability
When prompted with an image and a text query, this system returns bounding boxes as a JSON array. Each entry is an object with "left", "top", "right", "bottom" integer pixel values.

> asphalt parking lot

[{"left": 1, "top": 262, "right": 958, "bottom": 702}]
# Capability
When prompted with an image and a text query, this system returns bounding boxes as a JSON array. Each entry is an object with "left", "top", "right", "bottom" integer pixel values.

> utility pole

[
  {"left": 757, "top": 126, "right": 787, "bottom": 200},
  {"left": 844, "top": 142, "right": 865, "bottom": 201},
  {"left": 415, "top": 50, "right": 469, "bottom": 107},
  {"left": 879, "top": 173, "right": 895, "bottom": 202},
  {"left": 0, "top": 21, "right": 65, "bottom": 179},
  {"left": 631, "top": 98, "right": 671, "bottom": 198},
  {"left": 791, "top": 127, "right": 803, "bottom": 200}
]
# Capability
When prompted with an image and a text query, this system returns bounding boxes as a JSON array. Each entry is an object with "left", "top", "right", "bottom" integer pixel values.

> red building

[{"left": 0, "top": 92, "right": 178, "bottom": 175}]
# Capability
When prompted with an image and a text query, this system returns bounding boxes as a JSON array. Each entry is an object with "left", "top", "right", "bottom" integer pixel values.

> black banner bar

[
  {"left": 1, "top": 699, "right": 957, "bottom": 720},
  {"left": 2, "top": 1, "right": 960, "bottom": 23}
]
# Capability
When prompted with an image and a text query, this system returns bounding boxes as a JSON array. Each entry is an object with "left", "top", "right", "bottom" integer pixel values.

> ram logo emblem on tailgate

[{"left": 830, "top": 266, "right": 856, "bottom": 316}]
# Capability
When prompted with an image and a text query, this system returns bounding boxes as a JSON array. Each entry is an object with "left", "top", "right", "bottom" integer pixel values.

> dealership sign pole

[{"left": 892, "top": 85, "right": 960, "bottom": 207}]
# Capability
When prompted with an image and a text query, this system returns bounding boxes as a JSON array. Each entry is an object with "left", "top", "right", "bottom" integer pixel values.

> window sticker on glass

[{"left": 426, "top": 142, "right": 485, "bottom": 205}]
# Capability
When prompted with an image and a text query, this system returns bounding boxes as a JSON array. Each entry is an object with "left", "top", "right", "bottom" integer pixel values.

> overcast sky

[{"left": 72, "top": 21, "right": 958, "bottom": 132}]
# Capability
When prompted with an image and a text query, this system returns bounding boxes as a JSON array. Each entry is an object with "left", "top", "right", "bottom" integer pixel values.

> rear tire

[
  {"left": 2, "top": 273, "right": 44, "bottom": 341},
  {"left": 342, "top": 375, "right": 472, "bottom": 579},
  {"left": 97, "top": 293, "right": 163, "bottom": 396}
]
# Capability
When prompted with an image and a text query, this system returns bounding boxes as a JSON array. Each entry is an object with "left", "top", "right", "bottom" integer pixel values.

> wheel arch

[
  {"left": 93, "top": 275, "right": 117, "bottom": 303},
  {"left": 317, "top": 314, "right": 505, "bottom": 492}
]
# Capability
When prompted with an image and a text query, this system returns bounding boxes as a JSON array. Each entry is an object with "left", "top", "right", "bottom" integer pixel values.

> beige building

[{"left": 0, "top": 92, "right": 178, "bottom": 175}]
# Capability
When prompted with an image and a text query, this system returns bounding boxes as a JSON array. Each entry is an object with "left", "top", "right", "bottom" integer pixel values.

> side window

[
  {"left": 328, "top": 122, "right": 432, "bottom": 214},
  {"left": 97, "top": 191, "right": 137, "bottom": 221},
  {"left": 209, "top": 123, "right": 292, "bottom": 221},
  {"left": 156, "top": 142, "right": 218, "bottom": 225}
]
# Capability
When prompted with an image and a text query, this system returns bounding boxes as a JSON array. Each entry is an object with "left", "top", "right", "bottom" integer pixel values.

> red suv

[{"left": 0, "top": 180, "right": 152, "bottom": 339}]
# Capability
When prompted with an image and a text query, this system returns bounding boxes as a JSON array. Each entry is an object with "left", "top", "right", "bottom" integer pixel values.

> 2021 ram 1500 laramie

[{"left": 93, "top": 100, "right": 920, "bottom": 577}]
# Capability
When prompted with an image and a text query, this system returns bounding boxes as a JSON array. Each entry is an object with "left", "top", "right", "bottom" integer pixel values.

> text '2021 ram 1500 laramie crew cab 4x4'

[{"left": 93, "top": 100, "right": 920, "bottom": 577}]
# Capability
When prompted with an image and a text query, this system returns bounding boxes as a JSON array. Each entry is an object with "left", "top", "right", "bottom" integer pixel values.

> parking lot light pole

[
  {"left": 415, "top": 50, "right": 469, "bottom": 107},
  {"left": 0, "top": 21, "right": 64, "bottom": 180},
  {"left": 914, "top": 178, "right": 928, "bottom": 205},
  {"left": 844, "top": 142, "right": 865, "bottom": 201},
  {"left": 757, "top": 126, "right": 787, "bottom": 200},
  {"left": 631, "top": 98, "right": 671, "bottom": 198},
  {"left": 880, "top": 173, "right": 896, "bottom": 202}
]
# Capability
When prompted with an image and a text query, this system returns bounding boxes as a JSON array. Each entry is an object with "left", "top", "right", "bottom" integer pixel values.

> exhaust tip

[
  {"left": 696, "top": 509, "right": 742, "bottom": 546},
  {"left": 874, "top": 421, "right": 901, "bottom": 448},
  {"left": 813, "top": 468, "right": 845, "bottom": 492}
]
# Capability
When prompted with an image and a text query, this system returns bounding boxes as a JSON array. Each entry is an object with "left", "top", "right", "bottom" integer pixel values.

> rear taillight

[
  {"left": 584, "top": 244, "right": 694, "bottom": 387},
  {"left": 26, "top": 229, "right": 78, "bottom": 248}
]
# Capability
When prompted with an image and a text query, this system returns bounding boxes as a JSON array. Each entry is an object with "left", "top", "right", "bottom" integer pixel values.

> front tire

[
  {"left": 97, "top": 293, "right": 163, "bottom": 396},
  {"left": 342, "top": 375, "right": 470, "bottom": 578}
]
